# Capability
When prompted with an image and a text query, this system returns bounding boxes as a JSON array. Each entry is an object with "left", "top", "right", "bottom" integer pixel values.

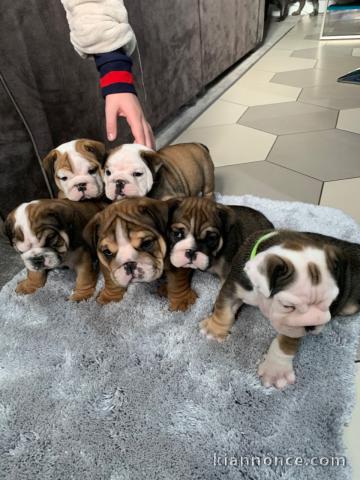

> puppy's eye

[
  {"left": 102, "top": 248, "right": 113, "bottom": 258},
  {"left": 46, "top": 232, "right": 58, "bottom": 245},
  {"left": 282, "top": 305, "right": 295, "bottom": 312},
  {"left": 133, "top": 171, "right": 143, "bottom": 177},
  {"left": 85, "top": 144, "right": 96, "bottom": 153},
  {"left": 173, "top": 229, "right": 185, "bottom": 240},
  {"left": 105, "top": 169, "right": 111, "bottom": 176},
  {"left": 88, "top": 167, "right": 98, "bottom": 175},
  {"left": 140, "top": 239, "right": 154, "bottom": 251},
  {"left": 206, "top": 232, "right": 219, "bottom": 241},
  {"left": 59, "top": 176, "right": 68, "bottom": 182}
]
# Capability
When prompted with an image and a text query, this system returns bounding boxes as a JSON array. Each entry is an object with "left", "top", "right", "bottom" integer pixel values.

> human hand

[{"left": 105, "top": 93, "right": 155, "bottom": 148}]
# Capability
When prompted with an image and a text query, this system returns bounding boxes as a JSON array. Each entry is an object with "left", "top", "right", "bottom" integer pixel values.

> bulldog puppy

[
  {"left": 83, "top": 197, "right": 196, "bottom": 310},
  {"left": 103, "top": 142, "right": 214, "bottom": 201},
  {"left": 201, "top": 229, "right": 360, "bottom": 389},
  {"left": 43, "top": 139, "right": 105, "bottom": 201},
  {"left": 166, "top": 197, "right": 273, "bottom": 301},
  {"left": 4, "top": 199, "right": 104, "bottom": 300}
]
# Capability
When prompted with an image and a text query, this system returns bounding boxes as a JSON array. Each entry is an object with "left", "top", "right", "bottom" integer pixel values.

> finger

[
  {"left": 105, "top": 101, "right": 118, "bottom": 141},
  {"left": 127, "top": 113, "right": 146, "bottom": 145},
  {"left": 143, "top": 119, "right": 155, "bottom": 149}
]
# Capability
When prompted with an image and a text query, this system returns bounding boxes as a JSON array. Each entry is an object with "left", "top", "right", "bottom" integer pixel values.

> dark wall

[{"left": 125, "top": 0, "right": 203, "bottom": 130}]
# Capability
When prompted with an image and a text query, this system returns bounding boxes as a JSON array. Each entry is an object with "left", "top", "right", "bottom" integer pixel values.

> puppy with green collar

[{"left": 201, "top": 229, "right": 360, "bottom": 389}]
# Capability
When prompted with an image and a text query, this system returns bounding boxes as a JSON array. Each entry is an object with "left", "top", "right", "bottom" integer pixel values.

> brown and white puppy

[
  {"left": 167, "top": 197, "right": 274, "bottom": 295},
  {"left": 103, "top": 143, "right": 214, "bottom": 201},
  {"left": 83, "top": 197, "right": 196, "bottom": 310},
  {"left": 4, "top": 199, "right": 104, "bottom": 300},
  {"left": 201, "top": 229, "right": 360, "bottom": 389},
  {"left": 43, "top": 139, "right": 105, "bottom": 201}
]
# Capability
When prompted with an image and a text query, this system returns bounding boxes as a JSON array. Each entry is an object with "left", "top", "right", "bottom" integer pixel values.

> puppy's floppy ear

[
  {"left": 83, "top": 212, "right": 101, "bottom": 253},
  {"left": 166, "top": 197, "right": 183, "bottom": 218},
  {"left": 216, "top": 204, "right": 236, "bottom": 233},
  {"left": 266, "top": 254, "right": 296, "bottom": 297},
  {"left": 43, "top": 149, "right": 59, "bottom": 177},
  {"left": 140, "top": 151, "right": 163, "bottom": 177},
  {"left": 325, "top": 244, "right": 350, "bottom": 301},
  {"left": 138, "top": 199, "right": 169, "bottom": 234},
  {"left": 3, "top": 213, "right": 15, "bottom": 246},
  {"left": 81, "top": 139, "right": 106, "bottom": 165}
]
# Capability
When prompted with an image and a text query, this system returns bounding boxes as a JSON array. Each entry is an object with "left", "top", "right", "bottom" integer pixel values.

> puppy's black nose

[
  {"left": 185, "top": 249, "right": 197, "bottom": 261},
  {"left": 32, "top": 256, "right": 44, "bottom": 269},
  {"left": 77, "top": 183, "right": 87, "bottom": 192},
  {"left": 115, "top": 180, "right": 125, "bottom": 193},
  {"left": 124, "top": 261, "right": 136, "bottom": 275},
  {"left": 305, "top": 326, "right": 316, "bottom": 332}
]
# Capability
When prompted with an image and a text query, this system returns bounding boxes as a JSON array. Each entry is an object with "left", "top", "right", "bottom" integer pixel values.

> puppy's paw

[
  {"left": 69, "top": 287, "right": 96, "bottom": 302},
  {"left": 157, "top": 283, "right": 168, "bottom": 298},
  {"left": 16, "top": 280, "right": 39, "bottom": 295},
  {"left": 96, "top": 288, "right": 125, "bottom": 305},
  {"left": 200, "top": 315, "right": 229, "bottom": 342},
  {"left": 258, "top": 354, "right": 296, "bottom": 390},
  {"left": 169, "top": 289, "right": 197, "bottom": 312}
]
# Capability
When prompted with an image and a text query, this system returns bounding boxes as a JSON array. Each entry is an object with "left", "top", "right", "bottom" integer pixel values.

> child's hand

[{"left": 105, "top": 93, "right": 155, "bottom": 148}]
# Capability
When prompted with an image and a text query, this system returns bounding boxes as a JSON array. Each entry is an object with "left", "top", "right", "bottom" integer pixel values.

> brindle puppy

[
  {"left": 166, "top": 197, "right": 274, "bottom": 303},
  {"left": 4, "top": 199, "right": 104, "bottom": 300},
  {"left": 83, "top": 197, "right": 197, "bottom": 310}
]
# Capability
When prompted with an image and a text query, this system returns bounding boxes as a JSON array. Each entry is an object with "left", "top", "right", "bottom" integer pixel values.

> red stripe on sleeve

[{"left": 100, "top": 71, "right": 134, "bottom": 88}]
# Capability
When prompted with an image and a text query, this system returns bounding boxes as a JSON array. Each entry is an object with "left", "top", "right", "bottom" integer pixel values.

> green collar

[{"left": 250, "top": 231, "right": 279, "bottom": 260}]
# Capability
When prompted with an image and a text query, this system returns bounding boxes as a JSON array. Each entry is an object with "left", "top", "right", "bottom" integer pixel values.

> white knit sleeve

[{"left": 61, "top": 0, "right": 137, "bottom": 58}]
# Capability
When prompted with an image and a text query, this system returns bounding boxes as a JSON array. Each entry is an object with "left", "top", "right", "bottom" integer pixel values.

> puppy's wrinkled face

[
  {"left": 85, "top": 198, "right": 168, "bottom": 287},
  {"left": 43, "top": 139, "right": 104, "bottom": 201},
  {"left": 5, "top": 201, "right": 69, "bottom": 272},
  {"left": 244, "top": 245, "right": 339, "bottom": 338},
  {"left": 168, "top": 198, "right": 229, "bottom": 271},
  {"left": 103, "top": 144, "right": 154, "bottom": 200}
]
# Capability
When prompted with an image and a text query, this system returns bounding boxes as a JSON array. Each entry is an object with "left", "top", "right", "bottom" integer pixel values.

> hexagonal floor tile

[
  {"left": 291, "top": 46, "right": 354, "bottom": 58},
  {"left": 173, "top": 124, "right": 276, "bottom": 167},
  {"left": 267, "top": 129, "right": 360, "bottom": 181},
  {"left": 271, "top": 68, "right": 339, "bottom": 88},
  {"left": 299, "top": 83, "right": 360, "bottom": 110},
  {"left": 337, "top": 108, "right": 360, "bottom": 135},
  {"left": 253, "top": 49, "right": 316, "bottom": 73},
  {"left": 221, "top": 71, "right": 301, "bottom": 106},
  {"left": 320, "top": 178, "right": 360, "bottom": 223},
  {"left": 273, "top": 37, "right": 320, "bottom": 51},
  {"left": 190, "top": 100, "right": 247, "bottom": 129},
  {"left": 292, "top": 48, "right": 360, "bottom": 73},
  {"left": 215, "top": 161, "right": 322, "bottom": 204},
  {"left": 238, "top": 101, "right": 337, "bottom": 135}
]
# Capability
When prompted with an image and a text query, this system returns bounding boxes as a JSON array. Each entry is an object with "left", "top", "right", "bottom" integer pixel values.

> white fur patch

[
  {"left": 104, "top": 144, "right": 154, "bottom": 200},
  {"left": 170, "top": 233, "right": 210, "bottom": 271},
  {"left": 14, "top": 201, "right": 40, "bottom": 253},
  {"left": 258, "top": 336, "right": 296, "bottom": 389}
]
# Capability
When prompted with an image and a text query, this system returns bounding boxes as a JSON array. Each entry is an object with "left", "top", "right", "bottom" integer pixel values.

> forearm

[{"left": 61, "top": 0, "right": 136, "bottom": 57}]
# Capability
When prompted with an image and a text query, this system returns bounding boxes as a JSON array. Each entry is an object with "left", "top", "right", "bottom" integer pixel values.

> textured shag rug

[{"left": 0, "top": 194, "right": 359, "bottom": 480}]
